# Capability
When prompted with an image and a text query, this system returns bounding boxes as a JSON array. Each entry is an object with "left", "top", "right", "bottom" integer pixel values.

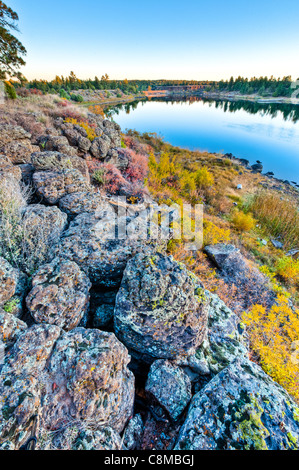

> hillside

[{"left": 0, "top": 93, "right": 298, "bottom": 450}]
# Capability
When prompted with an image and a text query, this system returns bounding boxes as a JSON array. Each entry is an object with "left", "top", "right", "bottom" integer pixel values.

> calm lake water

[{"left": 108, "top": 98, "right": 299, "bottom": 183}]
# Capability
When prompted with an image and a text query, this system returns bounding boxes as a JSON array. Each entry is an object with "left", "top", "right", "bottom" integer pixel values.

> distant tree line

[{"left": 217, "top": 76, "right": 296, "bottom": 97}]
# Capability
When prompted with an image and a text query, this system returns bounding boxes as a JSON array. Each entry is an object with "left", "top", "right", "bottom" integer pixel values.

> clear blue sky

[{"left": 8, "top": 0, "right": 299, "bottom": 81}]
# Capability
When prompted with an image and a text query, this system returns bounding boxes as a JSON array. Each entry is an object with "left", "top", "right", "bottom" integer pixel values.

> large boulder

[
  {"left": 0, "top": 124, "right": 31, "bottom": 147},
  {"left": 90, "top": 135, "right": 111, "bottom": 159},
  {"left": 26, "top": 257, "right": 91, "bottom": 331},
  {"left": 58, "top": 191, "right": 103, "bottom": 218},
  {"left": 32, "top": 169, "right": 90, "bottom": 205},
  {"left": 31, "top": 151, "right": 89, "bottom": 180},
  {"left": 40, "top": 328, "right": 134, "bottom": 434},
  {"left": 114, "top": 252, "right": 209, "bottom": 363},
  {"left": 0, "top": 325, "right": 135, "bottom": 448},
  {"left": 52, "top": 204, "right": 168, "bottom": 288},
  {"left": 36, "top": 135, "right": 78, "bottom": 157},
  {"left": 192, "top": 291, "right": 249, "bottom": 377},
  {"left": 1, "top": 141, "right": 39, "bottom": 165},
  {"left": 204, "top": 244, "right": 275, "bottom": 309},
  {"left": 175, "top": 358, "right": 299, "bottom": 450},
  {"left": 145, "top": 360, "right": 192, "bottom": 421}
]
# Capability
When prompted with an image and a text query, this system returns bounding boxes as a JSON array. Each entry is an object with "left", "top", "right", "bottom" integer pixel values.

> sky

[{"left": 7, "top": 0, "right": 299, "bottom": 81}]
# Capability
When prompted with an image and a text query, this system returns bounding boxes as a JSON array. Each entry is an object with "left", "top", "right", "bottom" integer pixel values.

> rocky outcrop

[
  {"left": 26, "top": 257, "right": 91, "bottom": 331},
  {"left": 32, "top": 169, "right": 90, "bottom": 205},
  {"left": 90, "top": 135, "right": 112, "bottom": 160},
  {"left": 0, "top": 155, "right": 22, "bottom": 180},
  {"left": 145, "top": 360, "right": 192, "bottom": 421},
  {"left": 0, "top": 124, "right": 38, "bottom": 165},
  {"left": 0, "top": 325, "right": 134, "bottom": 449},
  {"left": 114, "top": 252, "right": 209, "bottom": 363},
  {"left": 175, "top": 357, "right": 299, "bottom": 450},
  {"left": 36, "top": 135, "right": 79, "bottom": 157},
  {"left": 31, "top": 151, "right": 89, "bottom": 180}
]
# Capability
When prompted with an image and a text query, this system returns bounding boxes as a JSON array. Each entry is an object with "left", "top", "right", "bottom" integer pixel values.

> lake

[{"left": 108, "top": 98, "right": 299, "bottom": 183}]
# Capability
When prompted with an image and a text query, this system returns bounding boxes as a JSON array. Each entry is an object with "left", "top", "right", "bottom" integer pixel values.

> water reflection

[{"left": 106, "top": 97, "right": 299, "bottom": 123}]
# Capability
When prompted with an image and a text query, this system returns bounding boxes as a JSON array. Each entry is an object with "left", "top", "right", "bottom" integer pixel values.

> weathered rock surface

[
  {"left": 0, "top": 257, "right": 27, "bottom": 316},
  {"left": 0, "top": 308, "right": 27, "bottom": 347},
  {"left": 89, "top": 289, "right": 118, "bottom": 329},
  {"left": 0, "top": 325, "right": 134, "bottom": 448},
  {"left": 90, "top": 135, "right": 111, "bottom": 159},
  {"left": 26, "top": 257, "right": 91, "bottom": 331},
  {"left": 0, "top": 155, "right": 22, "bottom": 180},
  {"left": 175, "top": 358, "right": 299, "bottom": 450},
  {"left": 105, "top": 148, "right": 130, "bottom": 171},
  {"left": 204, "top": 243, "right": 275, "bottom": 309},
  {"left": 32, "top": 169, "right": 90, "bottom": 205},
  {"left": 122, "top": 414, "right": 144, "bottom": 450},
  {"left": 36, "top": 135, "right": 78, "bottom": 157},
  {"left": 40, "top": 328, "right": 134, "bottom": 434},
  {"left": 52, "top": 205, "right": 167, "bottom": 288},
  {"left": 58, "top": 191, "right": 103, "bottom": 218},
  {"left": 193, "top": 291, "right": 248, "bottom": 376},
  {"left": 31, "top": 151, "right": 89, "bottom": 180},
  {"left": 114, "top": 252, "right": 209, "bottom": 363},
  {"left": 39, "top": 425, "right": 122, "bottom": 450},
  {"left": 145, "top": 360, "right": 192, "bottom": 421}
]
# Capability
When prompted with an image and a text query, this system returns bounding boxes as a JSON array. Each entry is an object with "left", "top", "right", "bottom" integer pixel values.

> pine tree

[{"left": 0, "top": 2, "right": 26, "bottom": 79}]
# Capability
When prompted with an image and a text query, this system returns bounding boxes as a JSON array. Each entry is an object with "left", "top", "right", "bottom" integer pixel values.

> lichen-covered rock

[
  {"left": 122, "top": 414, "right": 144, "bottom": 450},
  {"left": 39, "top": 425, "right": 122, "bottom": 450},
  {"left": 26, "top": 257, "right": 91, "bottom": 331},
  {"left": 22, "top": 204, "right": 67, "bottom": 246},
  {"left": 32, "top": 169, "right": 90, "bottom": 205},
  {"left": 114, "top": 252, "right": 209, "bottom": 363},
  {"left": 175, "top": 358, "right": 299, "bottom": 450},
  {"left": 0, "top": 325, "right": 134, "bottom": 448},
  {"left": 0, "top": 124, "right": 31, "bottom": 147},
  {"left": 0, "top": 324, "right": 61, "bottom": 447},
  {"left": 40, "top": 328, "right": 134, "bottom": 434},
  {"left": 193, "top": 291, "right": 248, "bottom": 376},
  {"left": 204, "top": 243, "right": 275, "bottom": 309},
  {"left": 0, "top": 155, "right": 22, "bottom": 180},
  {"left": 58, "top": 191, "right": 103, "bottom": 217},
  {"left": 0, "top": 308, "right": 27, "bottom": 347},
  {"left": 36, "top": 135, "right": 78, "bottom": 157},
  {"left": 31, "top": 151, "right": 89, "bottom": 180},
  {"left": 52, "top": 206, "right": 167, "bottom": 288},
  {"left": 105, "top": 148, "right": 130, "bottom": 171},
  {"left": 145, "top": 360, "right": 192, "bottom": 421},
  {"left": 0, "top": 257, "right": 27, "bottom": 316},
  {"left": 90, "top": 135, "right": 111, "bottom": 159},
  {"left": 1, "top": 141, "right": 39, "bottom": 164}
]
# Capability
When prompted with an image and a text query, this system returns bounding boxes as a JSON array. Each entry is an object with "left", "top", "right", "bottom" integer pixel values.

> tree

[{"left": 0, "top": 2, "right": 26, "bottom": 79}]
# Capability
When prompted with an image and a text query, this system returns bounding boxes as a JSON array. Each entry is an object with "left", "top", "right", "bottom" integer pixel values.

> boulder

[
  {"left": 26, "top": 257, "right": 91, "bottom": 331},
  {"left": 251, "top": 163, "right": 263, "bottom": 173},
  {"left": 145, "top": 360, "right": 192, "bottom": 421},
  {"left": 38, "top": 425, "right": 122, "bottom": 450},
  {"left": 0, "top": 124, "right": 31, "bottom": 147},
  {"left": 32, "top": 169, "right": 90, "bottom": 205},
  {"left": 0, "top": 155, "right": 22, "bottom": 180},
  {"left": 204, "top": 244, "right": 275, "bottom": 310},
  {"left": 31, "top": 151, "right": 89, "bottom": 180},
  {"left": 175, "top": 358, "right": 299, "bottom": 450},
  {"left": 193, "top": 291, "right": 248, "bottom": 376},
  {"left": 114, "top": 252, "right": 209, "bottom": 363},
  {"left": 40, "top": 328, "right": 134, "bottom": 434},
  {"left": 1, "top": 141, "right": 39, "bottom": 164},
  {"left": 52, "top": 205, "right": 168, "bottom": 288},
  {"left": 122, "top": 414, "right": 144, "bottom": 450},
  {"left": 36, "top": 135, "right": 78, "bottom": 157},
  {"left": 0, "top": 308, "right": 27, "bottom": 347},
  {"left": 0, "top": 325, "right": 135, "bottom": 448},
  {"left": 90, "top": 135, "right": 111, "bottom": 159},
  {"left": 58, "top": 191, "right": 103, "bottom": 218}
]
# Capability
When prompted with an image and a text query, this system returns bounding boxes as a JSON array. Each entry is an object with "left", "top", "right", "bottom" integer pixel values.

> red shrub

[{"left": 124, "top": 149, "right": 148, "bottom": 183}]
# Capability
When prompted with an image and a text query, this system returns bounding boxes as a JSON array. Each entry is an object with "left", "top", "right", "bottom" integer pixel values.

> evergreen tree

[{"left": 0, "top": 2, "right": 26, "bottom": 79}]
